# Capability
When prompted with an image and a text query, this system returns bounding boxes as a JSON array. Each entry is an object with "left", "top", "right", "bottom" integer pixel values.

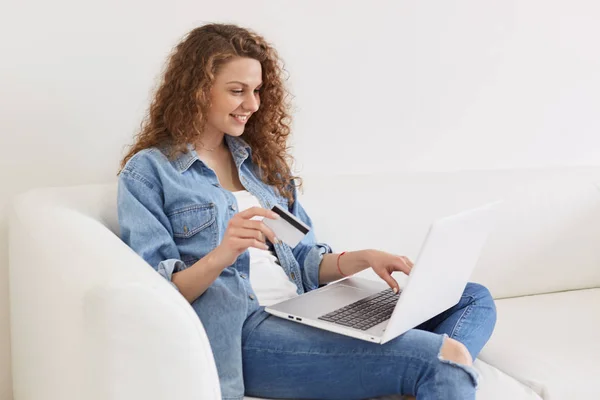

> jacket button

[
  {"left": 230, "top": 204, "right": 237, "bottom": 211},
  {"left": 290, "top": 272, "right": 296, "bottom": 280},
  {"left": 240, "top": 273, "right": 246, "bottom": 279},
  {"left": 249, "top": 294, "right": 255, "bottom": 300}
]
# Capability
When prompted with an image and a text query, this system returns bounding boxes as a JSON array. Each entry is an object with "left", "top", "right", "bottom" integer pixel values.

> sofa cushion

[
  {"left": 479, "top": 288, "right": 600, "bottom": 399},
  {"left": 243, "top": 359, "right": 541, "bottom": 400},
  {"left": 299, "top": 168, "right": 600, "bottom": 299},
  {"left": 473, "top": 359, "right": 542, "bottom": 400}
]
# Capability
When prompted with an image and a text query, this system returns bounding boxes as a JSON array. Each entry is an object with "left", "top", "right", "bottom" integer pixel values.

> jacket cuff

[
  {"left": 301, "top": 242, "right": 333, "bottom": 291},
  {"left": 156, "top": 258, "right": 185, "bottom": 292}
]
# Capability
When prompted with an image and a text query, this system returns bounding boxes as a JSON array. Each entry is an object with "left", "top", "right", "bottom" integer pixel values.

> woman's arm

[
  {"left": 284, "top": 181, "right": 412, "bottom": 290},
  {"left": 174, "top": 205, "right": 281, "bottom": 303},
  {"left": 119, "top": 168, "right": 230, "bottom": 304},
  {"left": 319, "top": 249, "right": 414, "bottom": 293},
  {"left": 171, "top": 250, "right": 224, "bottom": 303},
  {"left": 318, "top": 250, "right": 373, "bottom": 284}
]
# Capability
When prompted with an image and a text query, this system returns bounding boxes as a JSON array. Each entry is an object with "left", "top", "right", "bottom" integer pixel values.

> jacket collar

[{"left": 172, "top": 135, "right": 253, "bottom": 173}]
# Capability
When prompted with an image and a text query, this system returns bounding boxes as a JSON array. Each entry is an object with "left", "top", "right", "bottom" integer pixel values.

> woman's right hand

[{"left": 210, "top": 206, "right": 281, "bottom": 268}]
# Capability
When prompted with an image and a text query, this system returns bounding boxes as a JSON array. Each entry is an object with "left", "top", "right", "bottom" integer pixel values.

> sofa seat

[
  {"left": 479, "top": 288, "right": 600, "bottom": 399},
  {"left": 244, "top": 358, "right": 542, "bottom": 400}
]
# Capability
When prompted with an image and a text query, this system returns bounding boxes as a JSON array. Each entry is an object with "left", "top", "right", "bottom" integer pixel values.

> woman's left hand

[{"left": 364, "top": 250, "right": 414, "bottom": 294}]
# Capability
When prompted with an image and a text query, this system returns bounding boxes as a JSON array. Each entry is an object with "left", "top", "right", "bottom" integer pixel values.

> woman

[{"left": 117, "top": 23, "right": 497, "bottom": 400}]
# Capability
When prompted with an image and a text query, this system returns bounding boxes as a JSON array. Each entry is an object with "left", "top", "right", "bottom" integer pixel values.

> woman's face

[{"left": 205, "top": 57, "right": 263, "bottom": 138}]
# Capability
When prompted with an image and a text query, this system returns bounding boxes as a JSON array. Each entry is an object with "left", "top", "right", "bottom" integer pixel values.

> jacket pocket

[{"left": 167, "top": 203, "right": 216, "bottom": 239}]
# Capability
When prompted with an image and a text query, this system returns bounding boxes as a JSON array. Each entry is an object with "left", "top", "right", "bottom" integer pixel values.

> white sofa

[{"left": 8, "top": 167, "right": 600, "bottom": 400}]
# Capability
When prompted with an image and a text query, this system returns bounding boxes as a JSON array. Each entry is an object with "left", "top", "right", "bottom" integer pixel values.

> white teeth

[{"left": 232, "top": 114, "right": 248, "bottom": 121}]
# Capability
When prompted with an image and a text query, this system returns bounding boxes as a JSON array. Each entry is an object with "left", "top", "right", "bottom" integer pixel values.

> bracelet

[{"left": 337, "top": 251, "right": 348, "bottom": 277}]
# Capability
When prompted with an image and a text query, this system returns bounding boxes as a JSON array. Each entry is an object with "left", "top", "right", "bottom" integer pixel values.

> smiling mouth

[{"left": 230, "top": 114, "right": 250, "bottom": 123}]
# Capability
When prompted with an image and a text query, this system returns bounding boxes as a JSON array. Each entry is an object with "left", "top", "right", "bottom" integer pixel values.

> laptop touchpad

[{"left": 280, "top": 285, "right": 374, "bottom": 317}]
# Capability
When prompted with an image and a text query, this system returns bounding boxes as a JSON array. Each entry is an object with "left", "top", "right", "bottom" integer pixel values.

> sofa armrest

[
  {"left": 9, "top": 186, "right": 221, "bottom": 400},
  {"left": 84, "top": 282, "right": 220, "bottom": 400}
]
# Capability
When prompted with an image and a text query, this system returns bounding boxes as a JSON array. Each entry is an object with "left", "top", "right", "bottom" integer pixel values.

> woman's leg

[
  {"left": 242, "top": 311, "right": 478, "bottom": 400},
  {"left": 414, "top": 282, "right": 497, "bottom": 359}
]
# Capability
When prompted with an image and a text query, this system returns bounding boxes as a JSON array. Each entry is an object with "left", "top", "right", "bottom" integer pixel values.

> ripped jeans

[{"left": 241, "top": 282, "right": 497, "bottom": 400}]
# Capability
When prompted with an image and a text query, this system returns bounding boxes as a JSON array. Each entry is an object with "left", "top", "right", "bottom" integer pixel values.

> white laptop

[{"left": 265, "top": 200, "right": 502, "bottom": 344}]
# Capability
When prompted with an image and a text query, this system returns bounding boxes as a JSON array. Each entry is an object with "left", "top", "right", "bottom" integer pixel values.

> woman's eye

[{"left": 231, "top": 89, "right": 261, "bottom": 95}]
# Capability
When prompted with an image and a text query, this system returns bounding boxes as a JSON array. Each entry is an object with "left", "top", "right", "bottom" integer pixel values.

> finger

[
  {"left": 377, "top": 270, "right": 400, "bottom": 294},
  {"left": 396, "top": 256, "right": 413, "bottom": 274},
  {"left": 242, "top": 220, "right": 278, "bottom": 244},
  {"left": 236, "top": 237, "right": 269, "bottom": 250},
  {"left": 237, "top": 206, "right": 280, "bottom": 221},
  {"left": 232, "top": 227, "right": 266, "bottom": 243}
]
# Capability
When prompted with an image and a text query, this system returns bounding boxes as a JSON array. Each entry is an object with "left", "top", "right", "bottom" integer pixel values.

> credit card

[{"left": 263, "top": 203, "right": 311, "bottom": 248}]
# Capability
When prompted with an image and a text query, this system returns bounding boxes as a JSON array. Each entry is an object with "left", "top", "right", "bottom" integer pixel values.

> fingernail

[
  {"left": 274, "top": 237, "right": 280, "bottom": 244},
  {"left": 393, "top": 287, "right": 398, "bottom": 294},
  {"left": 271, "top": 213, "right": 280, "bottom": 219}
]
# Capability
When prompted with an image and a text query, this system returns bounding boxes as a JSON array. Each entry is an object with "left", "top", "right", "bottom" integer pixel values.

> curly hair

[{"left": 119, "top": 23, "right": 302, "bottom": 207}]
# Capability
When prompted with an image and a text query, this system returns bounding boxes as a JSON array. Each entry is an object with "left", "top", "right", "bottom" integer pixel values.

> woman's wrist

[
  {"left": 203, "top": 247, "right": 234, "bottom": 273},
  {"left": 344, "top": 249, "right": 373, "bottom": 275},
  {"left": 319, "top": 249, "right": 373, "bottom": 284},
  {"left": 173, "top": 249, "right": 226, "bottom": 303}
]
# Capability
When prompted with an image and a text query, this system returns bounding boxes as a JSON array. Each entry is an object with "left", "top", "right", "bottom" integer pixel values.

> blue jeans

[{"left": 241, "top": 282, "right": 497, "bottom": 400}]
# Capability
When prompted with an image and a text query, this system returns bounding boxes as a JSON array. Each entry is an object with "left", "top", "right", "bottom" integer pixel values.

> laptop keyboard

[{"left": 317, "top": 287, "right": 401, "bottom": 331}]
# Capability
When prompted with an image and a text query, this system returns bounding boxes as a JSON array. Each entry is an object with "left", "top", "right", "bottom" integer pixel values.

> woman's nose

[{"left": 242, "top": 93, "right": 260, "bottom": 112}]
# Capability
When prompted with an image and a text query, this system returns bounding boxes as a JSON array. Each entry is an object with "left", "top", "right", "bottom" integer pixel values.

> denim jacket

[{"left": 117, "top": 134, "right": 333, "bottom": 399}]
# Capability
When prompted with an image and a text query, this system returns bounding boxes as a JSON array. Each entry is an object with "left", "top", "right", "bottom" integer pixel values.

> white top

[{"left": 232, "top": 190, "right": 299, "bottom": 306}]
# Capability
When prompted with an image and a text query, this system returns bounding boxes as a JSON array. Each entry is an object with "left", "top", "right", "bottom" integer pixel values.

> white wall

[{"left": 1, "top": 0, "right": 600, "bottom": 398}]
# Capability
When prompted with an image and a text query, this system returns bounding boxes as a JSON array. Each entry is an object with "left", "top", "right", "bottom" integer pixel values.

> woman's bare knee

[{"left": 440, "top": 337, "right": 473, "bottom": 366}]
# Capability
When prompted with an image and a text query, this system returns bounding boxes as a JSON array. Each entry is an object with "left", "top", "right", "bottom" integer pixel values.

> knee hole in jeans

[{"left": 440, "top": 337, "right": 473, "bottom": 367}]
